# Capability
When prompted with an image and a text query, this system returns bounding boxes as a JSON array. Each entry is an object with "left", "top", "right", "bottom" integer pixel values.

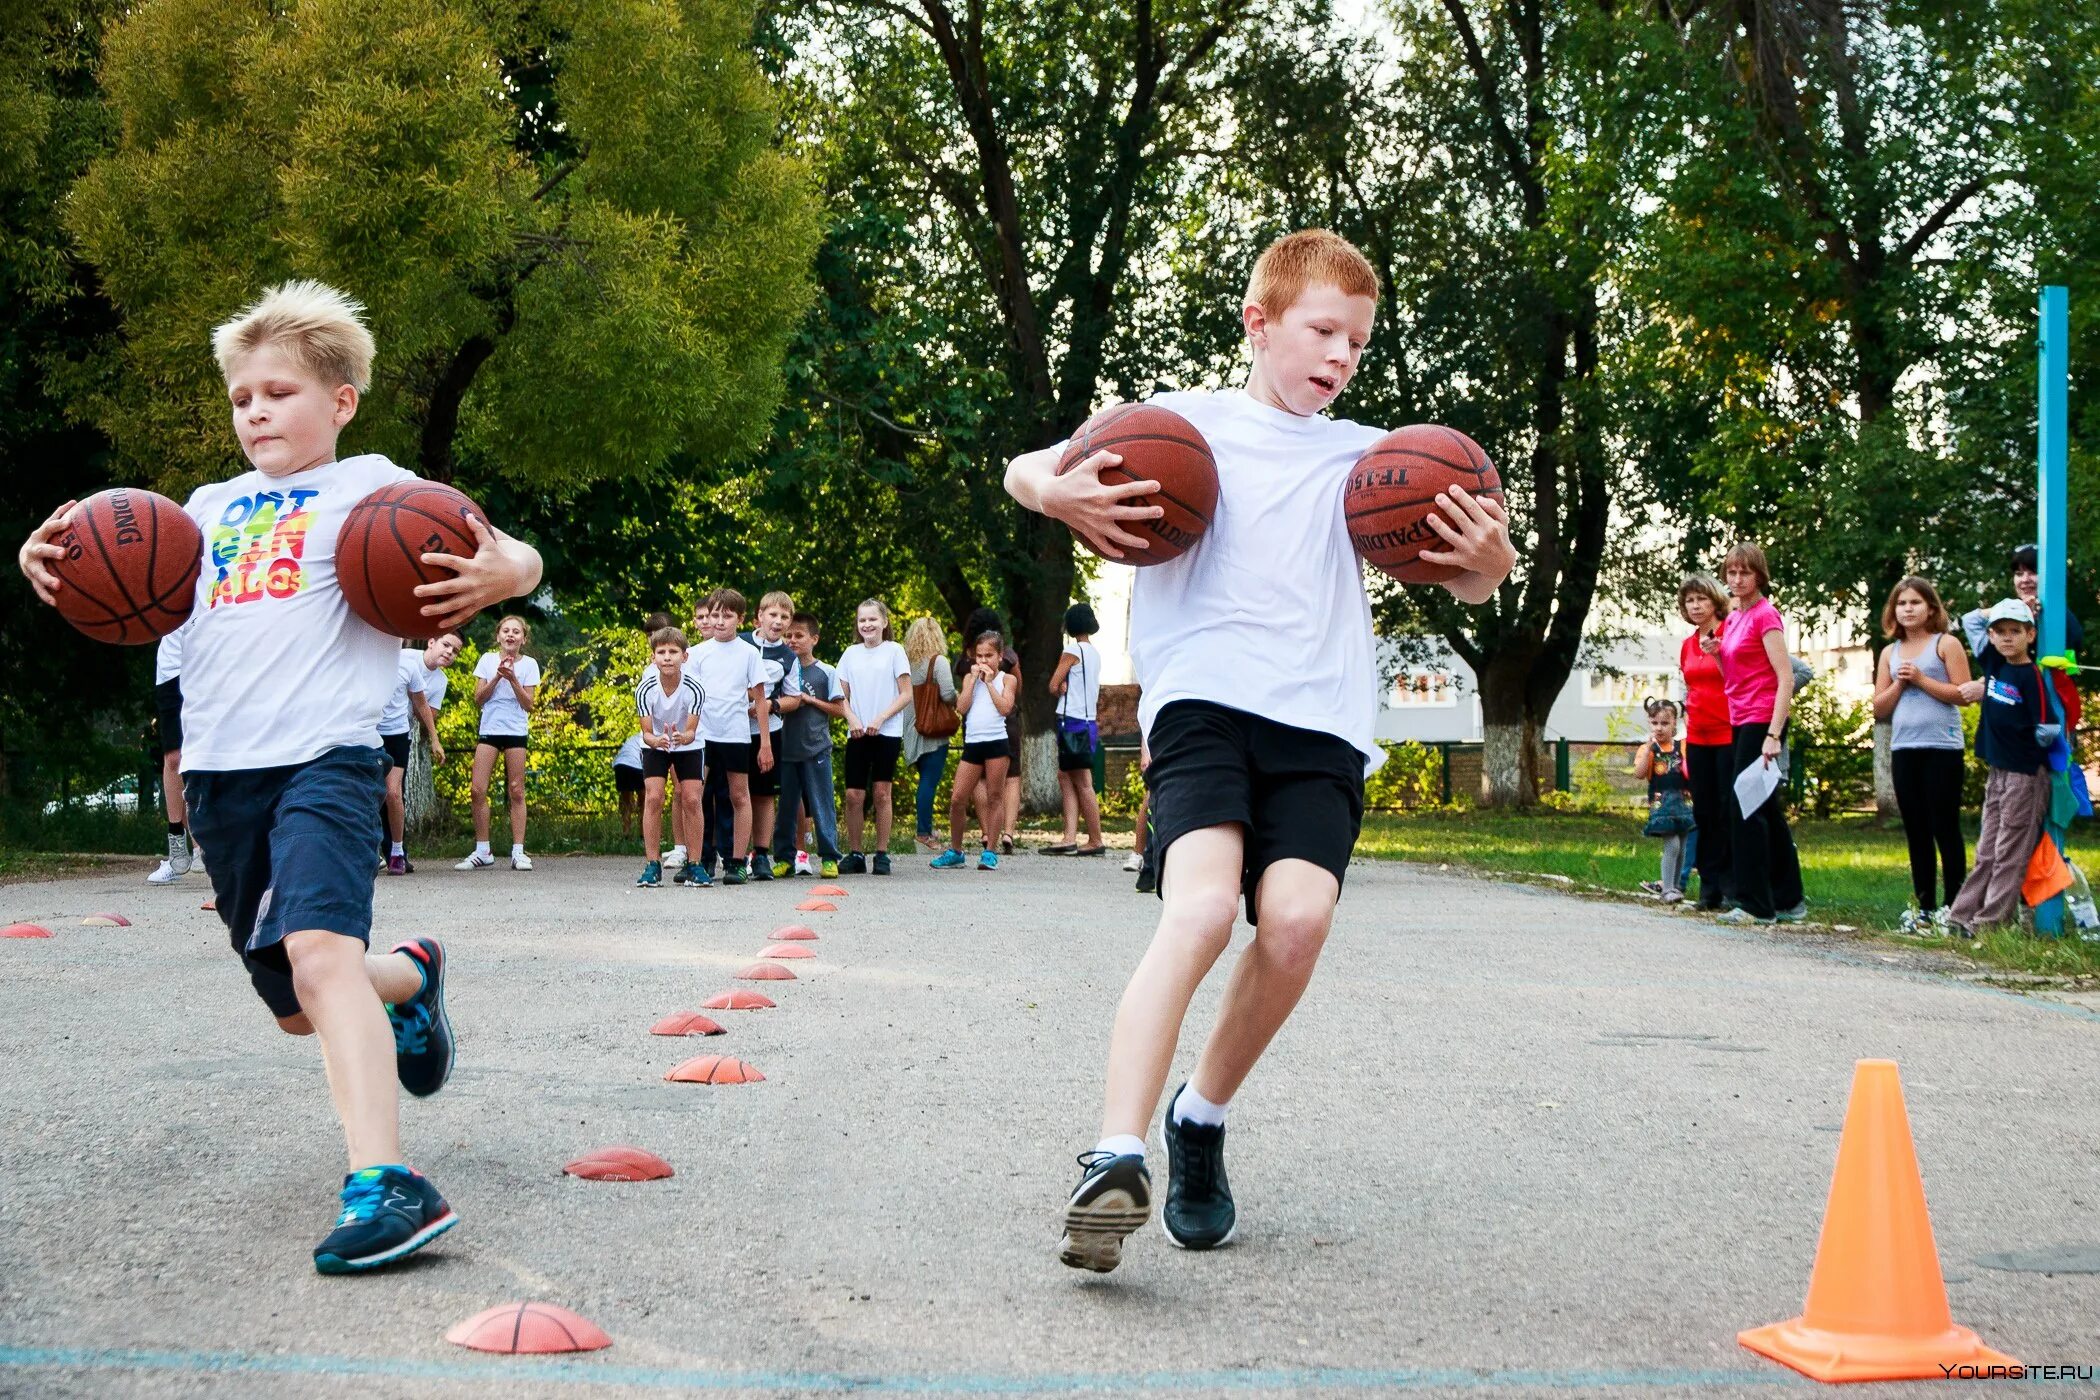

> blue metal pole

[{"left": 2036, "top": 286, "right": 2069, "bottom": 936}]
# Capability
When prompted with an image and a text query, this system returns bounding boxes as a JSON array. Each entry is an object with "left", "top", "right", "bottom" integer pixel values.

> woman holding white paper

[{"left": 1705, "top": 542, "right": 1805, "bottom": 924}]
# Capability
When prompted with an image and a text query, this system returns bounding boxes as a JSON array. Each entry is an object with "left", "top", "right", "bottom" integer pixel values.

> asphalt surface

[{"left": 2, "top": 849, "right": 2096, "bottom": 1398}]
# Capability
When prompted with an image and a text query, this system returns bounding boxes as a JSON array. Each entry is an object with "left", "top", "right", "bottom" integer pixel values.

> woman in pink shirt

[
  {"left": 1703, "top": 542, "right": 1804, "bottom": 923},
  {"left": 1676, "top": 574, "right": 1734, "bottom": 911}
]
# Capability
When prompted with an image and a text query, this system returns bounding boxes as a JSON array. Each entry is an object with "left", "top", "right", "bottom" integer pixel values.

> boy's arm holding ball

[
  {"left": 1005, "top": 443, "right": 1163, "bottom": 561},
  {"left": 16, "top": 497, "right": 79, "bottom": 603},
  {"left": 413, "top": 514, "right": 542, "bottom": 631},
  {"left": 1414, "top": 486, "right": 1516, "bottom": 604}
]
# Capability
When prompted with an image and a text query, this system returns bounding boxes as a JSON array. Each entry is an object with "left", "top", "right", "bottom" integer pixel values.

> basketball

[
  {"left": 1345, "top": 424, "right": 1504, "bottom": 584},
  {"left": 337, "top": 481, "right": 488, "bottom": 639},
  {"left": 1055, "top": 403, "right": 1219, "bottom": 565},
  {"left": 50, "top": 488, "right": 203, "bottom": 645}
]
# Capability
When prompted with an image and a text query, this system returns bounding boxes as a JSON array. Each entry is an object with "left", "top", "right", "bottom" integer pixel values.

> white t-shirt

[
  {"left": 1061, "top": 389, "right": 1386, "bottom": 774},
  {"left": 177, "top": 453, "right": 414, "bottom": 772},
  {"left": 474, "top": 651, "right": 542, "bottom": 736},
  {"left": 690, "top": 636, "right": 765, "bottom": 745},
  {"left": 613, "top": 733, "right": 644, "bottom": 770},
  {"left": 635, "top": 666, "right": 705, "bottom": 752},
  {"left": 1058, "top": 639, "right": 1102, "bottom": 723},
  {"left": 154, "top": 617, "right": 192, "bottom": 686},
  {"left": 962, "top": 668, "right": 1011, "bottom": 743},
  {"left": 836, "top": 640, "right": 911, "bottom": 738},
  {"left": 379, "top": 650, "right": 429, "bottom": 737}
]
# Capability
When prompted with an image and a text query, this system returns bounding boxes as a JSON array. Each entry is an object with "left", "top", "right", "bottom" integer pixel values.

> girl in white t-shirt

[
  {"left": 457, "top": 614, "right": 541, "bottom": 870},
  {"left": 932, "top": 632, "right": 1018, "bottom": 870},
  {"left": 1044, "top": 602, "right": 1107, "bottom": 856}
]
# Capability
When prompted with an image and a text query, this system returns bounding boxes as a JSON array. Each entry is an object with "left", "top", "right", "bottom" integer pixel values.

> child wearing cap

[{"left": 1945, "top": 598, "right": 2051, "bottom": 936}]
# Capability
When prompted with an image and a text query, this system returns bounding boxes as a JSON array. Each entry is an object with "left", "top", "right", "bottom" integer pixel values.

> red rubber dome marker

[
  {"left": 795, "top": 899, "right": 837, "bottom": 913},
  {"left": 650, "top": 1011, "right": 726, "bottom": 1037},
  {"left": 703, "top": 990, "right": 776, "bottom": 1010},
  {"left": 757, "top": 943, "right": 815, "bottom": 960},
  {"left": 445, "top": 1302, "right": 611, "bottom": 1354},
  {"left": 81, "top": 912, "right": 131, "bottom": 927},
  {"left": 563, "top": 1146, "right": 674, "bottom": 1182},
  {"left": 2, "top": 924, "right": 53, "bottom": 939},
  {"left": 666, "top": 1055, "right": 764, "bottom": 1085},
  {"left": 736, "top": 961, "right": 795, "bottom": 981},
  {"left": 809, "top": 884, "right": 848, "bottom": 897},
  {"left": 770, "top": 923, "right": 818, "bottom": 941}
]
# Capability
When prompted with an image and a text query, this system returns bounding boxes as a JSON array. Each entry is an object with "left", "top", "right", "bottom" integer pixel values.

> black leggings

[
  {"left": 1730, "top": 722, "right": 1804, "bottom": 919},
  {"left": 1685, "top": 742, "right": 1734, "bottom": 908},
  {"left": 1891, "top": 747, "right": 1967, "bottom": 910}
]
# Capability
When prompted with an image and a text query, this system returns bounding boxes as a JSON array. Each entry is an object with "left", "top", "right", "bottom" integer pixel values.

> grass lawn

[{"left": 1355, "top": 808, "right": 2100, "bottom": 978}]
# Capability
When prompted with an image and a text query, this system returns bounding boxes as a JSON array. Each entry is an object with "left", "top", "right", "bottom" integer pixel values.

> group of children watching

[{"left": 1636, "top": 549, "right": 2085, "bottom": 940}]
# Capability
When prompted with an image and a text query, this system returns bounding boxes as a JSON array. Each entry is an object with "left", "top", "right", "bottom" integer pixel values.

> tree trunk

[
  {"left": 1018, "top": 729, "right": 1059, "bottom": 816},
  {"left": 405, "top": 729, "right": 445, "bottom": 840}
]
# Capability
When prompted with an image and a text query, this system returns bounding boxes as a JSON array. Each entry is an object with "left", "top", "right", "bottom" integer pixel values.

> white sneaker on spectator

[
  {"left": 793, "top": 850, "right": 815, "bottom": 876},
  {"left": 148, "top": 834, "right": 191, "bottom": 884},
  {"left": 663, "top": 845, "right": 686, "bottom": 871},
  {"left": 1122, "top": 852, "right": 1142, "bottom": 873},
  {"left": 511, "top": 851, "right": 534, "bottom": 871},
  {"left": 147, "top": 859, "right": 182, "bottom": 885},
  {"left": 455, "top": 851, "right": 496, "bottom": 870}
]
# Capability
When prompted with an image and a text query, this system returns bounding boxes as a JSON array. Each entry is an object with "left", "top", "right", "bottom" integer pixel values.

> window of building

[
  {"left": 1583, "top": 668, "right": 1678, "bottom": 708},
  {"left": 1390, "top": 670, "right": 1462, "bottom": 708}
]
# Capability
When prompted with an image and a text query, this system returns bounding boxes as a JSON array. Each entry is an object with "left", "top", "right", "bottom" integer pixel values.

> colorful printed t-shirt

[{"left": 177, "top": 454, "right": 413, "bottom": 772}]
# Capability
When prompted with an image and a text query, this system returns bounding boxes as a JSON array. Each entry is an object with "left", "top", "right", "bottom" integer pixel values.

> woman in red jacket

[{"left": 1677, "top": 574, "right": 1733, "bottom": 910}]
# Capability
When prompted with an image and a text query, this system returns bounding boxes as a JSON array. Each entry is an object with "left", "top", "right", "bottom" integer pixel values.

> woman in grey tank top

[{"left": 1871, "top": 577, "right": 1974, "bottom": 926}]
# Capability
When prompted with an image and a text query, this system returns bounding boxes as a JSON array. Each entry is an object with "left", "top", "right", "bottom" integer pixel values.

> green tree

[{"left": 61, "top": 0, "right": 821, "bottom": 502}]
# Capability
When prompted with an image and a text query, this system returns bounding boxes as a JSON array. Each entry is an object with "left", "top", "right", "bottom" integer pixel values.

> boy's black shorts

[
  {"left": 842, "top": 734, "right": 902, "bottom": 789},
  {"left": 184, "top": 744, "right": 388, "bottom": 1019},
  {"left": 705, "top": 739, "right": 753, "bottom": 776},
  {"left": 379, "top": 731, "right": 412, "bottom": 771},
  {"left": 642, "top": 747, "right": 705, "bottom": 783},
  {"left": 959, "top": 738, "right": 1010, "bottom": 767},
  {"left": 155, "top": 678, "right": 184, "bottom": 754},
  {"left": 748, "top": 736, "right": 781, "bottom": 797},
  {"left": 614, "top": 764, "right": 645, "bottom": 796},
  {"left": 1146, "top": 700, "right": 1365, "bottom": 922}
]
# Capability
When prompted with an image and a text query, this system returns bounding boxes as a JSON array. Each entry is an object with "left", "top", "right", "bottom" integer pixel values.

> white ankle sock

[
  {"left": 511, "top": 843, "right": 526, "bottom": 858},
  {"left": 389, "top": 842, "right": 405, "bottom": 857},
  {"left": 474, "top": 842, "right": 491, "bottom": 858},
  {"left": 1094, "top": 1134, "right": 1146, "bottom": 1160},
  {"left": 1172, "top": 1083, "right": 1228, "bottom": 1128}
]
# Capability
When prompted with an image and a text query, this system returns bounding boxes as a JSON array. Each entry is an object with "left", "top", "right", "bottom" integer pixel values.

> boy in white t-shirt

[
  {"left": 1005, "top": 231, "right": 1514, "bottom": 1273},
  {"left": 18, "top": 281, "right": 543, "bottom": 1273},
  {"left": 377, "top": 629, "right": 461, "bottom": 875},
  {"left": 690, "top": 587, "right": 771, "bottom": 884},
  {"left": 632, "top": 625, "right": 706, "bottom": 889}
]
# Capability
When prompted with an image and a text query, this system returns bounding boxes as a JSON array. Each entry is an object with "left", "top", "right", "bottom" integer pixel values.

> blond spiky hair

[{"left": 211, "top": 279, "right": 376, "bottom": 392}]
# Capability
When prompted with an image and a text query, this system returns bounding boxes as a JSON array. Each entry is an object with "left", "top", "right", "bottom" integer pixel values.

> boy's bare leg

[
  {"left": 641, "top": 777, "right": 666, "bottom": 859},
  {"left": 845, "top": 789, "right": 866, "bottom": 851},
  {"left": 729, "top": 773, "right": 752, "bottom": 860},
  {"left": 1077, "top": 772, "right": 1104, "bottom": 847},
  {"left": 272, "top": 951, "right": 421, "bottom": 1037},
  {"left": 1098, "top": 824, "right": 1244, "bottom": 1139},
  {"left": 947, "top": 765, "right": 977, "bottom": 851},
  {"left": 670, "top": 785, "right": 687, "bottom": 851},
  {"left": 384, "top": 767, "right": 406, "bottom": 846},
  {"left": 677, "top": 780, "right": 702, "bottom": 855},
  {"left": 285, "top": 928, "right": 402, "bottom": 1170},
  {"left": 752, "top": 795, "right": 775, "bottom": 862},
  {"left": 872, "top": 780, "right": 894, "bottom": 855},
  {"left": 981, "top": 759, "right": 1009, "bottom": 849},
  {"left": 1059, "top": 773, "right": 1080, "bottom": 845},
  {"left": 503, "top": 746, "right": 528, "bottom": 847},
  {"left": 1186, "top": 859, "right": 1338, "bottom": 1105}
]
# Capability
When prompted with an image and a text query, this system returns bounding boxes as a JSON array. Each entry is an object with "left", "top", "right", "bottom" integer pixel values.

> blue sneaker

[
  {"left": 930, "top": 849, "right": 966, "bottom": 870},
  {"left": 638, "top": 860, "right": 662, "bottom": 888},
  {"left": 386, "top": 939, "right": 453, "bottom": 1098},
  {"left": 313, "top": 1165, "right": 457, "bottom": 1273},
  {"left": 979, "top": 850, "right": 999, "bottom": 871}
]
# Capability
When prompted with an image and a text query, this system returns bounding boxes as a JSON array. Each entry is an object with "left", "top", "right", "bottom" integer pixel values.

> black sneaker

[
  {"left": 723, "top": 859, "right": 747, "bottom": 886},
  {"left": 671, "top": 863, "right": 689, "bottom": 885},
  {"left": 750, "top": 859, "right": 773, "bottom": 882},
  {"left": 386, "top": 939, "right": 454, "bottom": 1098},
  {"left": 1162, "top": 1084, "right": 1236, "bottom": 1249},
  {"left": 312, "top": 1165, "right": 457, "bottom": 1273},
  {"left": 1135, "top": 863, "right": 1157, "bottom": 895},
  {"left": 872, "top": 852, "right": 892, "bottom": 876},
  {"left": 837, "top": 852, "right": 867, "bottom": 875},
  {"left": 1058, "top": 1151, "right": 1151, "bottom": 1273}
]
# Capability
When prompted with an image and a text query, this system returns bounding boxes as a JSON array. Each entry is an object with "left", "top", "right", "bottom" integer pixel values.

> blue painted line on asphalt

[{"left": 0, "top": 1344, "right": 1821, "bottom": 1392}]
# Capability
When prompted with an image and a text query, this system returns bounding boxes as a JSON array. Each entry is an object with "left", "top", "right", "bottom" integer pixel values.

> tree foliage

[{"left": 61, "top": 0, "right": 820, "bottom": 498}]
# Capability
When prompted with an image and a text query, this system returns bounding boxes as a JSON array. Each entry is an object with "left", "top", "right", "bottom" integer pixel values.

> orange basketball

[
  {"left": 1345, "top": 425, "right": 1503, "bottom": 584},
  {"left": 1055, "top": 404, "right": 1218, "bottom": 565},
  {"left": 336, "top": 481, "right": 486, "bottom": 639},
  {"left": 50, "top": 488, "right": 202, "bottom": 645}
]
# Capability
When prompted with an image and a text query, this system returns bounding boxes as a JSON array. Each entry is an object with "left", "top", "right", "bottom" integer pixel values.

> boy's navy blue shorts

[
  {"left": 184, "top": 744, "right": 387, "bottom": 1019},
  {"left": 1145, "top": 700, "right": 1364, "bottom": 922}
]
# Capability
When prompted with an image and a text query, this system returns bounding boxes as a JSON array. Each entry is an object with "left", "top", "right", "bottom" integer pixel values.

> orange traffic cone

[{"left": 1739, "top": 1060, "right": 2017, "bottom": 1382}]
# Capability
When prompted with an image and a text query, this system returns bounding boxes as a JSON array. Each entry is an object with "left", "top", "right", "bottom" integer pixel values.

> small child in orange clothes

[{"left": 1634, "top": 697, "right": 1696, "bottom": 903}]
